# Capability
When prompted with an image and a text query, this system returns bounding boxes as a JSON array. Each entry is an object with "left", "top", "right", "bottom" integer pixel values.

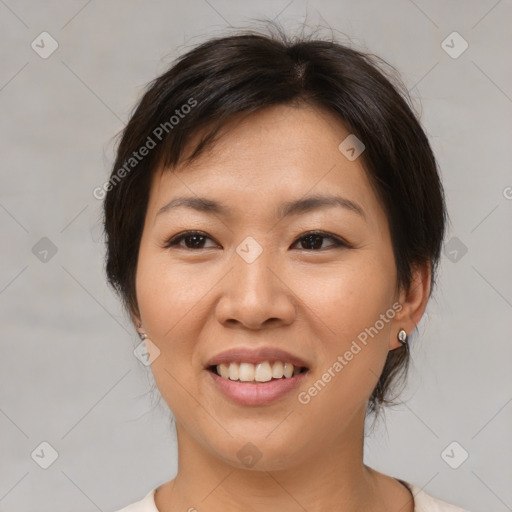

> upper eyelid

[{"left": 166, "top": 230, "right": 219, "bottom": 247}]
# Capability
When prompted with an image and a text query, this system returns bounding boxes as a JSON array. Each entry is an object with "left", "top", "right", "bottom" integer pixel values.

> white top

[{"left": 113, "top": 481, "right": 470, "bottom": 511}]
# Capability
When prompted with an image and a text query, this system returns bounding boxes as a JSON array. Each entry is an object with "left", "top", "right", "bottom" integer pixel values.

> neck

[{"left": 155, "top": 410, "right": 399, "bottom": 512}]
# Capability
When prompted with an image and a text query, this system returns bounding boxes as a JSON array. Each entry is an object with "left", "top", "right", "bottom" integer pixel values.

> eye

[
  {"left": 164, "top": 231, "right": 219, "bottom": 250},
  {"left": 291, "top": 231, "right": 349, "bottom": 251},
  {"left": 164, "top": 230, "right": 350, "bottom": 251}
]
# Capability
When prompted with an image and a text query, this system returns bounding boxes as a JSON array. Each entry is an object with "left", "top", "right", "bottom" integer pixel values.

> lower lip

[{"left": 207, "top": 369, "right": 308, "bottom": 406}]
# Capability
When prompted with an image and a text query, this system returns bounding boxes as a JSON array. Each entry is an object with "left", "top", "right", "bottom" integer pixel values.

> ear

[
  {"left": 389, "top": 262, "right": 431, "bottom": 350},
  {"left": 129, "top": 302, "right": 143, "bottom": 334}
]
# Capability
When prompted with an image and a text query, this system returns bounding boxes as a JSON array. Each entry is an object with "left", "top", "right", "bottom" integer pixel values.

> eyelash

[{"left": 163, "top": 230, "right": 351, "bottom": 251}]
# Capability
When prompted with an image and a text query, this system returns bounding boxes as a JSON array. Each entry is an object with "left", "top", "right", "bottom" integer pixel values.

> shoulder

[
  {"left": 405, "top": 482, "right": 471, "bottom": 512},
  {"left": 111, "top": 488, "right": 159, "bottom": 512}
]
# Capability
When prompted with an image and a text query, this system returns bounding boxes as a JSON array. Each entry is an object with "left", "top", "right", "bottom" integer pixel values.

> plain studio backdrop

[{"left": 0, "top": 1, "right": 511, "bottom": 511}]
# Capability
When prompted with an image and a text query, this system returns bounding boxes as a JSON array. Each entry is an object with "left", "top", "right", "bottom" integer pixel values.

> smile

[
  {"left": 207, "top": 363, "right": 309, "bottom": 406},
  {"left": 210, "top": 361, "right": 308, "bottom": 383}
]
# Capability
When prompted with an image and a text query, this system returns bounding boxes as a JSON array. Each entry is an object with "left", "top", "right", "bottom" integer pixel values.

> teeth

[
  {"left": 254, "top": 362, "right": 272, "bottom": 382},
  {"left": 215, "top": 361, "right": 304, "bottom": 382},
  {"left": 272, "top": 361, "right": 284, "bottom": 378},
  {"left": 239, "top": 362, "right": 255, "bottom": 382},
  {"left": 228, "top": 362, "right": 239, "bottom": 380},
  {"left": 218, "top": 363, "right": 229, "bottom": 379}
]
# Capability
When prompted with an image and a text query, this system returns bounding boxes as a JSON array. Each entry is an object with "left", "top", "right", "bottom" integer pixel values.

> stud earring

[
  {"left": 397, "top": 329, "right": 408, "bottom": 346},
  {"left": 136, "top": 323, "right": 147, "bottom": 341}
]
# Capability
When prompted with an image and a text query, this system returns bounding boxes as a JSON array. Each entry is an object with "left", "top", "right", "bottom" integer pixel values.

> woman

[{"left": 104, "top": 26, "right": 469, "bottom": 512}]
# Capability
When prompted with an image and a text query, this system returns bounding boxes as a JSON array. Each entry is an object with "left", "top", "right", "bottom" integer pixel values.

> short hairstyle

[{"left": 103, "top": 27, "right": 446, "bottom": 417}]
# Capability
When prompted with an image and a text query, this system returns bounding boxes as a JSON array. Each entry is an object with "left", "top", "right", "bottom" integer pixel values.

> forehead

[
  {"left": 147, "top": 104, "right": 384, "bottom": 227},
  {"left": 174, "top": 103, "right": 354, "bottom": 178}
]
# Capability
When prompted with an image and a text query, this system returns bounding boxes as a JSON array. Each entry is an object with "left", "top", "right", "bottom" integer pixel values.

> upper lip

[{"left": 205, "top": 347, "right": 310, "bottom": 369}]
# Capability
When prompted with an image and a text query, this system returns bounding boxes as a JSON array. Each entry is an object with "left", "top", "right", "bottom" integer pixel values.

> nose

[{"left": 215, "top": 246, "right": 296, "bottom": 330}]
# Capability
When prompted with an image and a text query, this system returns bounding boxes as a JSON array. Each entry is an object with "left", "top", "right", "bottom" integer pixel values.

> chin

[{"left": 205, "top": 432, "right": 314, "bottom": 472}]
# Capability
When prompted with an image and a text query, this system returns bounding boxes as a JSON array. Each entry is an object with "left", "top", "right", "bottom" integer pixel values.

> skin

[{"left": 133, "top": 103, "right": 430, "bottom": 512}]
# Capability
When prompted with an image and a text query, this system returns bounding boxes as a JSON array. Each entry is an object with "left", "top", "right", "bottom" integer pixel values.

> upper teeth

[{"left": 216, "top": 361, "right": 303, "bottom": 382}]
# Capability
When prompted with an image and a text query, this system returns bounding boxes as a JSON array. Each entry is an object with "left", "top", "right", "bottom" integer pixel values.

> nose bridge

[
  {"left": 215, "top": 236, "right": 295, "bottom": 328},
  {"left": 231, "top": 237, "right": 278, "bottom": 302}
]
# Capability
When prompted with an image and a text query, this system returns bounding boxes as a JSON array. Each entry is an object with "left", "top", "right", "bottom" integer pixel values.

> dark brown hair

[{"left": 103, "top": 26, "right": 446, "bottom": 417}]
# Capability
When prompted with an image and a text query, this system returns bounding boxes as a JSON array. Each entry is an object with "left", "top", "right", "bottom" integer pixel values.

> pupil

[
  {"left": 302, "top": 234, "right": 322, "bottom": 250},
  {"left": 187, "top": 235, "right": 204, "bottom": 248}
]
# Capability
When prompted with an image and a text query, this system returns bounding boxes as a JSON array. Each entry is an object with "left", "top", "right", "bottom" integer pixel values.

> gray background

[{"left": 1, "top": 1, "right": 511, "bottom": 511}]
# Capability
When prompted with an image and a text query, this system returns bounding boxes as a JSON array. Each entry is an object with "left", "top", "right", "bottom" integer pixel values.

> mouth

[
  {"left": 204, "top": 347, "right": 310, "bottom": 405},
  {"left": 206, "top": 363, "right": 309, "bottom": 406},
  {"left": 207, "top": 361, "right": 309, "bottom": 383}
]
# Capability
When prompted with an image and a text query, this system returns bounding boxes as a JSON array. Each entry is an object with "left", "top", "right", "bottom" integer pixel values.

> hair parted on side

[{"left": 103, "top": 23, "right": 446, "bottom": 417}]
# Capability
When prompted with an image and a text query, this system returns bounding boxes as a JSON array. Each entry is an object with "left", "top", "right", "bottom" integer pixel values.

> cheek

[
  {"left": 135, "top": 249, "right": 206, "bottom": 414},
  {"left": 295, "top": 252, "right": 396, "bottom": 411},
  {"left": 305, "top": 250, "right": 396, "bottom": 339},
  {"left": 136, "top": 245, "right": 205, "bottom": 338},
  {"left": 135, "top": 247, "right": 194, "bottom": 379}
]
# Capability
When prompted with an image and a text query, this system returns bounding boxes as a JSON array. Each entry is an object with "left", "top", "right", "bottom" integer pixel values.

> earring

[
  {"left": 397, "top": 329, "right": 408, "bottom": 346},
  {"left": 137, "top": 323, "right": 147, "bottom": 341}
]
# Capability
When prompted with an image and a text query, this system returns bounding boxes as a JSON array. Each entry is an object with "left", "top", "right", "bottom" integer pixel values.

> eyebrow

[{"left": 156, "top": 194, "right": 366, "bottom": 220}]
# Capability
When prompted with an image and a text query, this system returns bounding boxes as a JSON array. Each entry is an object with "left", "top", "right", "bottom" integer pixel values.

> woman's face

[{"left": 135, "top": 104, "right": 416, "bottom": 470}]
